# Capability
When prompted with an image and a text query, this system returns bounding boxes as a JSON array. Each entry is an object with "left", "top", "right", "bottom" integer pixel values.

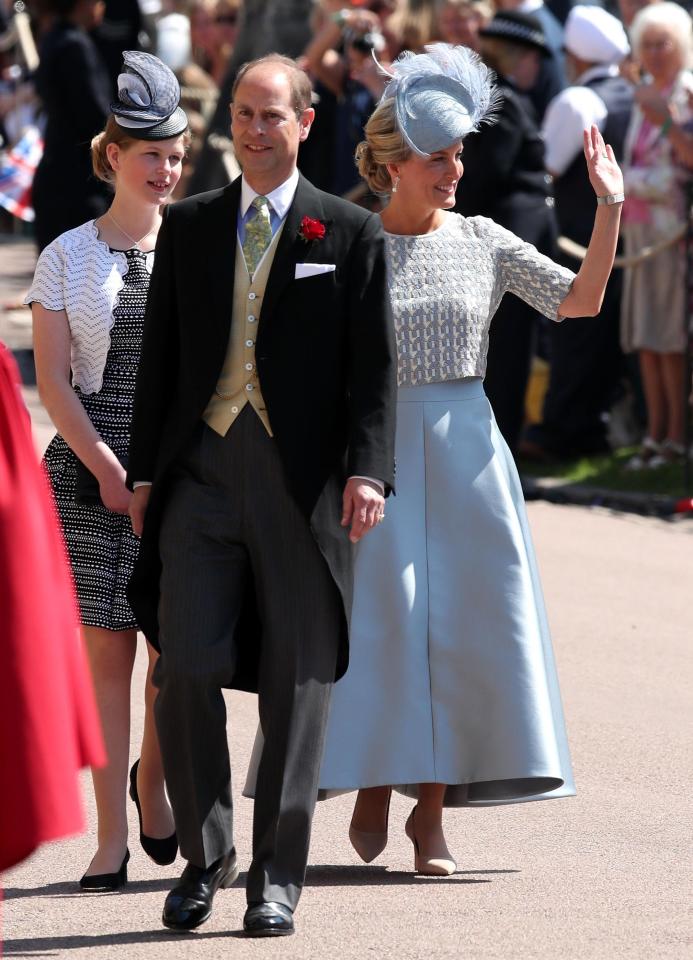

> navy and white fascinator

[
  {"left": 380, "top": 43, "right": 501, "bottom": 156},
  {"left": 111, "top": 51, "right": 188, "bottom": 140}
]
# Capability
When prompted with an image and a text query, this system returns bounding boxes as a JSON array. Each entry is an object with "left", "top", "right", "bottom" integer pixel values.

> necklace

[{"left": 107, "top": 210, "right": 157, "bottom": 250}]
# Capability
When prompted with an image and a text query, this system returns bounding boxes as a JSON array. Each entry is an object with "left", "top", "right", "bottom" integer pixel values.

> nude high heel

[
  {"left": 405, "top": 805, "right": 456, "bottom": 876},
  {"left": 348, "top": 789, "right": 391, "bottom": 863}
]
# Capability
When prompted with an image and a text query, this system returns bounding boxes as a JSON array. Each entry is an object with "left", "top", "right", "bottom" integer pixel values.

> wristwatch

[{"left": 596, "top": 193, "right": 625, "bottom": 205}]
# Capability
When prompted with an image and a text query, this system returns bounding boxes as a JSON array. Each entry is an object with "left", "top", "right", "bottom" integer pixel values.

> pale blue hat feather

[{"left": 380, "top": 44, "right": 501, "bottom": 156}]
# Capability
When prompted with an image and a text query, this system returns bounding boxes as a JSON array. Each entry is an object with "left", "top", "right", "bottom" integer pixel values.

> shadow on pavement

[
  {"left": 2, "top": 867, "right": 520, "bottom": 953},
  {"left": 303, "top": 865, "right": 516, "bottom": 885},
  {"left": 2, "top": 928, "right": 242, "bottom": 955},
  {"left": 3, "top": 878, "right": 178, "bottom": 900},
  {"left": 4, "top": 865, "right": 519, "bottom": 902}
]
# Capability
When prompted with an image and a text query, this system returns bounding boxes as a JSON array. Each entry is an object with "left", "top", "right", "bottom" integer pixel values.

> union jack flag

[{"left": 0, "top": 126, "right": 43, "bottom": 222}]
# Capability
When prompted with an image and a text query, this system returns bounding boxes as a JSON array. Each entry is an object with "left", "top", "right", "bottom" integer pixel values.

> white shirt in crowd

[
  {"left": 518, "top": 0, "right": 546, "bottom": 13},
  {"left": 541, "top": 64, "right": 618, "bottom": 176}
]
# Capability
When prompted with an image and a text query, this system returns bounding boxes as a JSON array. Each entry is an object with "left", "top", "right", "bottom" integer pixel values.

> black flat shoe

[
  {"left": 79, "top": 849, "right": 130, "bottom": 892},
  {"left": 243, "top": 901, "right": 295, "bottom": 937},
  {"left": 129, "top": 759, "right": 178, "bottom": 866},
  {"left": 162, "top": 849, "right": 239, "bottom": 931}
]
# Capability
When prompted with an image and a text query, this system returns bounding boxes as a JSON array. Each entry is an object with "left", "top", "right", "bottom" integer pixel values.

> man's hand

[
  {"left": 129, "top": 485, "right": 152, "bottom": 538},
  {"left": 341, "top": 478, "right": 384, "bottom": 544}
]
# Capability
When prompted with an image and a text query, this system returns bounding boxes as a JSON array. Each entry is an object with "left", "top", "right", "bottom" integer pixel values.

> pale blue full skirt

[{"left": 318, "top": 378, "right": 575, "bottom": 806}]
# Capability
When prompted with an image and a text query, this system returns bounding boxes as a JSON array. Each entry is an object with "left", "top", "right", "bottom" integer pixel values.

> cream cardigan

[{"left": 25, "top": 219, "right": 154, "bottom": 394}]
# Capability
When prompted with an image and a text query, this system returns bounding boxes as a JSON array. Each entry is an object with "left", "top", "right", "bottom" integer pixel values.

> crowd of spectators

[{"left": 2, "top": 0, "right": 693, "bottom": 465}]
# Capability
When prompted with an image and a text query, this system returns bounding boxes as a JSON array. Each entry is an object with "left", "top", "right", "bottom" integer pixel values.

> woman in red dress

[{"left": 0, "top": 342, "right": 105, "bottom": 873}]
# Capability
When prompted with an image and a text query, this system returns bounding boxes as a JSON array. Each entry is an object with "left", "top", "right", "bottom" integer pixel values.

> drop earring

[{"left": 392, "top": 175, "right": 400, "bottom": 194}]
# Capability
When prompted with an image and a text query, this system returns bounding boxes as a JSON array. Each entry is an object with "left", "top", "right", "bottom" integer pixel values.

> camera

[{"left": 344, "top": 27, "right": 386, "bottom": 55}]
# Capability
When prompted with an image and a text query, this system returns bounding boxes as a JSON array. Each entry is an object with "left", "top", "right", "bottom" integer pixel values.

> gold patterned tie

[{"left": 242, "top": 195, "right": 272, "bottom": 276}]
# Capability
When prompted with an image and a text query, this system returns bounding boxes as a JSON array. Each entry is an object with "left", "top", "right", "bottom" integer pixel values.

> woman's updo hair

[
  {"left": 91, "top": 117, "right": 137, "bottom": 185},
  {"left": 356, "top": 98, "right": 412, "bottom": 196},
  {"left": 91, "top": 115, "right": 192, "bottom": 185}
]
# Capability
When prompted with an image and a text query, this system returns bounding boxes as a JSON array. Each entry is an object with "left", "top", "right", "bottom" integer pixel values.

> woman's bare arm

[
  {"left": 32, "top": 303, "right": 131, "bottom": 513},
  {"left": 303, "top": 17, "right": 347, "bottom": 97}
]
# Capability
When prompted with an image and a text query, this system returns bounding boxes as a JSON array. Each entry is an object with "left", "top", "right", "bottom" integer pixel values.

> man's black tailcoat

[{"left": 127, "top": 174, "right": 397, "bottom": 691}]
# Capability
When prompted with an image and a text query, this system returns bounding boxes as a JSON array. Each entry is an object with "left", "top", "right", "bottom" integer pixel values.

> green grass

[{"left": 519, "top": 447, "right": 692, "bottom": 499}]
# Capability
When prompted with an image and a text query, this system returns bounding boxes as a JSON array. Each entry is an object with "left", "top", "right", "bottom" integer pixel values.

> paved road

[
  {"left": 0, "top": 236, "right": 35, "bottom": 354},
  {"left": 2, "top": 260, "right": 692, "bottom": 957}
]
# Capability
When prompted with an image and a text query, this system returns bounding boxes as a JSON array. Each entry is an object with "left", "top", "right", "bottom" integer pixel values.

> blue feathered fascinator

[{"left": 379, "top": 44, "right": 501, "bottom": 156}]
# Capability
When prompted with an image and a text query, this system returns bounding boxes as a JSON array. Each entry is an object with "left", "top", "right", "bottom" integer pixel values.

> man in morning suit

[{"left": 126, "top": 54, "right": 396, "bottom": 937}]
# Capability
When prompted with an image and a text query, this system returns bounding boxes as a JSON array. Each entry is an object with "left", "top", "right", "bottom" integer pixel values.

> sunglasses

[{"left": 216, "top": 14, "right": 237, "bottom": 25}]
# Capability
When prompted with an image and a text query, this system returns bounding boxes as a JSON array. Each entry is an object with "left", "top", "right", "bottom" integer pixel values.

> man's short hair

[{"left": 231, "top": 54, "right": 313, "bottom": 116}]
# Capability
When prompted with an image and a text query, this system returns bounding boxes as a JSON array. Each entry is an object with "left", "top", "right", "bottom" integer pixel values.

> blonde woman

[
  {"left": 317, "top": 44, "right": 623, "bottom": 874},
  {"left": 621, "top": 2, "right": 693, "bottom": 468},
  {"left": 26, "top": 53, "right": 188, "bottom": 891}
]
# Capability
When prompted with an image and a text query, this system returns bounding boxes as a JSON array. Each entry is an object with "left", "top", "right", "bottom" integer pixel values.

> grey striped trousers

[{"left": 153, "top": 407, "right": 342, "bottom": 910}]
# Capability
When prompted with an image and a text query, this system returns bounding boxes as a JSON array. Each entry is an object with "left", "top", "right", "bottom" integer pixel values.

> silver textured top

[{"left": 385, "top": 212, "right": 575, "bottom": 386}]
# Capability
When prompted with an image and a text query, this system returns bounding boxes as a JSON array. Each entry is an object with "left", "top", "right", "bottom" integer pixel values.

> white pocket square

[{"left": 295, "top": 263, "right": 336, "bottom": 279}]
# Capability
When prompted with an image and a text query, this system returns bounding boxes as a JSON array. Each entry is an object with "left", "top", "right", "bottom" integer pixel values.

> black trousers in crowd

[
  {"left": 154, "top": 407, "right": 342, "bottom": 910},
  {"left": 526, "top": 270, "right": 624, "bottom": 458},
  {"left": 484, "top": 292, "right": 539, "bottom": 454},
  {"left": 482, "top": 202, "right": 557, "bottom": 456}
]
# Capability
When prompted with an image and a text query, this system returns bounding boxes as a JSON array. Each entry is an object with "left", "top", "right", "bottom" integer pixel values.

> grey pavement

[
  {"left": 0, "top": 234, "right": 35, "bottom": 353},
  {"left": 2, "top": 237, "right": 692, "bottom": 958}
]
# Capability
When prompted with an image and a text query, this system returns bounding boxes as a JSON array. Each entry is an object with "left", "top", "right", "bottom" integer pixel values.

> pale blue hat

[{"left": 380, "top": 44, "right": 501, "bottom": 156}]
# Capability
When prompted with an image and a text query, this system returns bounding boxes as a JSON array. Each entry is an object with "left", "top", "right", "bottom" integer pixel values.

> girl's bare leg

[
  {"left": 135, "top": 642, "right": 175, "bottom": 838},
  {"left": 82, "top": 626, "right": 136, "bottom": 875}
]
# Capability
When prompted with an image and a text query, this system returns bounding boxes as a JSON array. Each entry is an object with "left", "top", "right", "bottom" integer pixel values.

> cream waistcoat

[{"left": 202, "top": 224, "right": 284, "bottom": 436}]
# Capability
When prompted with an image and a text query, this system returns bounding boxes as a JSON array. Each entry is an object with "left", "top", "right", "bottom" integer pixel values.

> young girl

[{"left": 27, "top": 52, "right": 189, "bottom": 891}]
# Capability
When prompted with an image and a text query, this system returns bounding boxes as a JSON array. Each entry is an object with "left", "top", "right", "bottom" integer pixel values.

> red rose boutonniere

[{"left": 298, "top": 216, "right": 326, "bottom": 242}]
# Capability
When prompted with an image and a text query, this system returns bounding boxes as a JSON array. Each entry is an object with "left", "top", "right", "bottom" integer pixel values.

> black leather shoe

[
  {"left": 129, "top": 759, "right": 178, "bottom": 866},
  {"left": 243, "top": 901, "right": 295, "bottom": 937},
  {"left": 162, "top": 849, "right": 238, "bottom": 931},
  {"left": 79, "top": 849, "right": 130, "bottom": 892}
]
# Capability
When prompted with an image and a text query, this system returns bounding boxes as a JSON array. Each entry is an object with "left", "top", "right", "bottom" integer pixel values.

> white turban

[{"left": 564, "top": 5, "right": 630, "bottom": 66}]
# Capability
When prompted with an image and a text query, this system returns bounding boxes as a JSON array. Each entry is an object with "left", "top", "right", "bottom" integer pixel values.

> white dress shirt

[{"left": 542, "top": 65, "right": 617, "bottom": 176}]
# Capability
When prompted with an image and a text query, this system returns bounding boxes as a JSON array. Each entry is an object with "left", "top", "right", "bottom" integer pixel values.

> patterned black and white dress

[{"left": 41, "top": 247, "right": 150, "bottom": 630}]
